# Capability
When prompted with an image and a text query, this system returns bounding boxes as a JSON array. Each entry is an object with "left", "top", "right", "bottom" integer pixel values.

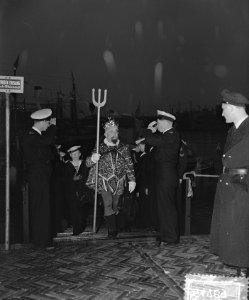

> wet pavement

[{"left": 0, "top": 226, "right": 245, "bottom": 300}]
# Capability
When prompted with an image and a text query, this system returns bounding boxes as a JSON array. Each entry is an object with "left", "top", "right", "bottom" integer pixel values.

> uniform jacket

[
  {"left": 210, "top": 116, "right": 249, "bottom": 267},
  {"left": 143, "top": 128, "right": 181, "bottom": 186},
  {"left": 86, "top": 139, "right": 135, "bottom": 195},
  {"left": 135, "top": 152, "right": 151, "bottom": 193},
  {"left": 22, "top": 125, "right": 56, "bottom": 176},
  {"left": 64, "top": 160, "right": 92, "bottom": 204}
]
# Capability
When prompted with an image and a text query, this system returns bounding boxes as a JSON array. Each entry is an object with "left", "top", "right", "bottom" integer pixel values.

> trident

[{"left": 92, "top": 88, "right": 107, "bottom": 233}]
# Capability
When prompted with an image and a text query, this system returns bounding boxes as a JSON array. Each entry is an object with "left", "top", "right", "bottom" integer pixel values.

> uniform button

[
  {"left": 219, "top": 179, "right": 222, "bottom": 183},
  {"left": 223, "top": 154, "right": 225, "bottom": 157},
  {"left": 225, "top": 182, "right": 228, "bottom": 185},
  {"left": 228, "top": 155, "right": 231, "bottom": 158}
]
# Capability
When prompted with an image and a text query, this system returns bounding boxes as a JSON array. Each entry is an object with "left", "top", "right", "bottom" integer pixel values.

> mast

[{"left": 70, "top": 71, "right": 77, "bottom": 128}]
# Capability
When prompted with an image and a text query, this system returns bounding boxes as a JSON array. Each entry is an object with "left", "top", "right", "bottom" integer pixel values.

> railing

[{"left": 182, "top": 171, "right": 219, "bottom": 235}]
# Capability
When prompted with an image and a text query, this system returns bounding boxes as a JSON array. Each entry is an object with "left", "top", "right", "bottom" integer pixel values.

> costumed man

[
  {"left": 86, "top": 118, "right": 136, "bottom": 237},
  {"left": 22, "top": 108, "right": 56, "bottom": 248},
  {"left": 210, "top": 89, "right": 249, "bottom": 277},
  {"left": 139, "top": 110, "right": 181, "bottom": 246}
]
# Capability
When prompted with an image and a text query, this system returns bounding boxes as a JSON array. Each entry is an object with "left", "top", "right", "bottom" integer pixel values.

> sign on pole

[
  {"left": 0, "top": 75, "right": 24, "bottom": 94},
  {"left": 0, "top": 75, "right": 24, "bottom": 251}
]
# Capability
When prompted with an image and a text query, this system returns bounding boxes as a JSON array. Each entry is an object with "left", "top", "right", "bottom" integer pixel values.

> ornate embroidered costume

[{"left": 86, "top": 139, "right": 135, "bottom": 195}]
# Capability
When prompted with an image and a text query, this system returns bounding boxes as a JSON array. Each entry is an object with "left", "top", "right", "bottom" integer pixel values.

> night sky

[{"left": 1, "top": 0, "right": 249, "bottom": 116}]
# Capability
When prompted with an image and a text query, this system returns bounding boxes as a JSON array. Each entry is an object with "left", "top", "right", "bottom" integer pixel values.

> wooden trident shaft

[{"left": 92, "top": 89, "right": 107, "bottom": 233}]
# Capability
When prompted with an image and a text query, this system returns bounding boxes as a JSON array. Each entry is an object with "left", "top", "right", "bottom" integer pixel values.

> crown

[{"left": 103, "top": 118, "right": 119, "bottom": 131}]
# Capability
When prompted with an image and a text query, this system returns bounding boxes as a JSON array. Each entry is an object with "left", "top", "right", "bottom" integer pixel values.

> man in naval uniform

[
  {"left": 210, "top": 89, "right": 249, "bottom": 277},
  {"left": 141, "top": 110, "right": 181, "bottom": 245},
  {"left": 22, "top": 108, "right": 56, "bottom": 248}
]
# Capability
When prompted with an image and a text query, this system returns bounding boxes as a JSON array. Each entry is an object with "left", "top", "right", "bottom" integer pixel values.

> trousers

[{"left": 101, "top": 189, "right": 120, "bottom": 216}]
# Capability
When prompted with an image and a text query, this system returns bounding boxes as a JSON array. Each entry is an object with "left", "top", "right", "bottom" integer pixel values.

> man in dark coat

[
  {"left": 133, "top": 138, "right": 152, "bottom": 229},
  {"left": 22, "top": 108, "right": 56, "bottom": 248},
  {"left": 141, "top": 110, "right": 181, "bottom": 245},
  {"left": 64, "top": 145, "right": 92, "bottom": 236},
  {"left": 210, "top": 89, "right": 249, "bottom": 277}
]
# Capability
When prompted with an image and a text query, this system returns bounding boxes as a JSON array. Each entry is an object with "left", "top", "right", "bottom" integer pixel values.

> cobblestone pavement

[{"left": 1, "top": 229, "right": 245, "bottom": 300}]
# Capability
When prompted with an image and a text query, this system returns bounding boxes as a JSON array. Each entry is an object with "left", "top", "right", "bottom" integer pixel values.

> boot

[{"left": 106, "top": 214, "right": 118, "bottom": 238}]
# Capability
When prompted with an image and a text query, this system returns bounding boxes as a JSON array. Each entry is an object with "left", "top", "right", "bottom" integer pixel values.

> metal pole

[
  {"left": 5, "top": 92, "right": 10, "bottom": 251},
  {"left": 182, "top": 171, "right": 219, "bottom": 236},
  {"left": 184, "top": 179, "right": 191, "bottom": 236}
]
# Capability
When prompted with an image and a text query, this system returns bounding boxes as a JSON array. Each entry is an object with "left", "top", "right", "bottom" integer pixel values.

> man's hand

[
  {"left": 147, "top": 121, "right": 157, "bottom": 133},
  {"left": 128, "top": 181, "right": 136, "bottom": 193},
  {"left": 49, "top": 118, "right": 56, "bottom": 126},
  {"left": 73, "top": 174, "right": 82, "bottom": 181},
  {"left": 91, "top": 153, "right": 101, "bottom": 163}
]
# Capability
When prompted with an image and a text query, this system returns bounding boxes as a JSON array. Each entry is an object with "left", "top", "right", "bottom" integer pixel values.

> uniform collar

[
  {"left": 140, "top": 152, "right": 146, "bottom": 158},
  {"left": 234, "top": 115, "right": 248, "bottom": 129},
  {"left": 162, "top": 126, "right": 173, "bottom": 134},
  {"left": 32, "top": 126, "right": 42, "bottom": 135}
]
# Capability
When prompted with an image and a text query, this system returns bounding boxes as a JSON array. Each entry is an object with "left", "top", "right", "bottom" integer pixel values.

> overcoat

[
  {"left": 210, "top": 117, "right": 249, "bottom": 267},
  {"left": 22, "top": 125, "right": 56, "bottom": 247},
  {"left": 86, "top": 140, "right": 135, "bottom": 195}
]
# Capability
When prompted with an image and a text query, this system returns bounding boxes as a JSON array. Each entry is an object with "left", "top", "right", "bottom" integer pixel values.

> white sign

[
  {"left": 184, "top": 274, "right": 248, "bottom": 300},
  {"left": 0, "top": 75, "right": 24, "bottom": 93}
]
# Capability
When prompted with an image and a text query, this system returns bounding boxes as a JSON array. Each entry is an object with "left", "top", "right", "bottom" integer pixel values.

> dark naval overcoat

[
  {"left": 210, "top": 117, "right": 249, "bottom": 268},
  {"left": 22, "top": 125, "right": 56, "bottom": 247}
]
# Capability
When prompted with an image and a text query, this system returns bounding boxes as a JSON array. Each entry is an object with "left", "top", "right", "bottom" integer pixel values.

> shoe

[
  {"left": 161, "top": 241, "right": 179, "bottom": 246},
  {"left": 156, "top": 238, "right": 179, "bottom": 247},
  {"left": 106, "top": 214, "right": 118, "bottom": 238},
  {"left": 108, "top": 231, "right": 118, "bottom": 238}
]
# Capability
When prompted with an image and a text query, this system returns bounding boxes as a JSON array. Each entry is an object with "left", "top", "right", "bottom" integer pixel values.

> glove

[
  {"left": 128, "top": 181, "right": 136, "bottom": 193},
  {"left": 147, "top": 121, "right": 157, "bottom": 133},
  {"left": 91, "top": 153, "right": 101, "bottom": 163}
]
